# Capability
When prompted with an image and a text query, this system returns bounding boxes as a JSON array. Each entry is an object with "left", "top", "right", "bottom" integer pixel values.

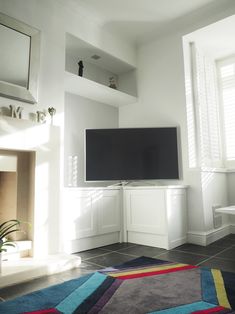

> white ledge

[
  {"left": 64, "top": 71, "right": 137, "bottom": 107},
  {"left": 0, "top": 254, "right": 81, "bottom": 288},
  {"left": 215, "top": 206, "right": 235, "bottom": 215}
]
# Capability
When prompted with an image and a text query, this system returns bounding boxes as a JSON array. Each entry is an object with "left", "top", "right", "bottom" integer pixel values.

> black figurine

[{"left": 78, "top": 60, "right": 84, "bottom": 77}]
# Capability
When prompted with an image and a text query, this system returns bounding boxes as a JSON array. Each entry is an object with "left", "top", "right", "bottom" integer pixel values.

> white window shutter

[
  {"left": 218, "top": 59, "right": 235, "bottom": 165},
  {"left": 190, "top": 43, "right": 222, "bottom": 167}
]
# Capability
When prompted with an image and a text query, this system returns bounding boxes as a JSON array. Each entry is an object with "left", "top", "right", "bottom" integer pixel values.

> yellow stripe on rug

[
  {"left": 211, "top": 268, "right": 231, "bottom": 309},
  {"left": 109, "top": 263, "right": 187, "bottom": 277}
]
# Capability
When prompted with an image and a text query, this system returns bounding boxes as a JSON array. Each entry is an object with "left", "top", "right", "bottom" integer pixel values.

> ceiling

[
  {"left": 185, "top": 14, "right": 235, "bottom": 60},
  {"left": 73, "top": 0, "right": 219, "bottom": 44}
]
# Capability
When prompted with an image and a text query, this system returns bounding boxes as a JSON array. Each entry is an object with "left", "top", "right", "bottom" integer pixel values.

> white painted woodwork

[
  {"left": 126, "top": 190, "right": 166, "bottom": 234},
  {"left": 64, "top": 185, "right": 187, "bottom": 252},
  {"left": 72, "top": 192, "right": 98, "bottom": 239},
  {"left": 0, "top": 155, "right": 17, "bottom": 172},
  {"left": 124, "top": 186, "right": 187, "bottom": 249},
  {"left": 63, "top": 188, "right": 121, "bottom": 252},
  {"left": 65, "top": 71, "right": 137, "bottom": 107},
  {"left": 98, "top": 190, "right": 120, "bottom": 234},
  {"left": 215, "top": 206, "right": 235, "bottom": 215}
]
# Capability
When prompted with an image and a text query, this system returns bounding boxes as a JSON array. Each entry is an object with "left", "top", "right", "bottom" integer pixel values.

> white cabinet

[
  {"left": 124, "top": 186, "right": 187, "bottom": 250},
  {"left": 63, "top": 185, "right": 187, "bottom": 253},
  {"left": 63, "top": 188, "right": 121, "bottom": 253}
]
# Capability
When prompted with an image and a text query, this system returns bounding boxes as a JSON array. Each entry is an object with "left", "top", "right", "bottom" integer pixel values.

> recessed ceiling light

[{"left": 91, "top": 54, "right": 101, "bottom": 60}]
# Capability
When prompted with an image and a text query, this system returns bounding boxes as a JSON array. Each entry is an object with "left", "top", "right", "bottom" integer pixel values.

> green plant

[{"left": 0, "top": 219, "right": 21, "bottom": 253}]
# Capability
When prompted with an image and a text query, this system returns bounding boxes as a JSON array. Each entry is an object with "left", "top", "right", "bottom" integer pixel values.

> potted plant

[{"left": 0, "top": 219, "right": 21, "bottom": 272}]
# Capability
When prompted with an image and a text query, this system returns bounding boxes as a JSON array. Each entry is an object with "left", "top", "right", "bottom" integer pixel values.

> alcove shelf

[
  {"left": 65, "top": 33, "right": 138, "bottom": 107},
  {"left": 64, "top": 71, "right": 137, "bottom": 107}
]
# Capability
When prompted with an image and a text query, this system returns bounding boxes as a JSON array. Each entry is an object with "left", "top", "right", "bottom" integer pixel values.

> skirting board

[
  {"left": 127, "top": 231, "right": 186, "bottom": 250},
  {"left": 230, "top": 224, "right": 235, "bottom": 233},
  {"left": 187, "top": 224, "right": 231, "bottom": 246},
  {"left": 64, "top": 232, "right": 120, "bottom": 253}
]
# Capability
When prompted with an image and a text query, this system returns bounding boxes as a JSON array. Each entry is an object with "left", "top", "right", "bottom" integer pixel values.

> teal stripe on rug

[
  {"left": 56, "top": 272, "right": 107, "bottom": 314},
  {"left": 201, "top": 268, "right": 218, "bottom": 304},
  {"left": 148, "top": 301, "right": 217, "bottom": 314}
]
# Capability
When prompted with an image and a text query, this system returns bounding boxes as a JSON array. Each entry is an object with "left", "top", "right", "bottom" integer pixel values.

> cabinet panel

[
  {"left": 63, "top": 191, "right": 98, "bottom": 240},
  {"left": 126, "top": 190, "right": 167, "bottom": 234},
  {"left": 166, "top": 189, "right": 187, "bottom": 243},
  {"left": 64, "top": 189, "right": 121, "bottom": 242},
  {"left": 98, "top": 190, "right": 120, "bottom": 234}
]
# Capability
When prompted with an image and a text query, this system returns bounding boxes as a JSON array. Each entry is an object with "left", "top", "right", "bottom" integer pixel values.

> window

[
  {"left": 187, "top": 42, "right": 222, "bottom": 168},
  {"left": 217, "top": 57, "right": 235, "bottom": 168}
]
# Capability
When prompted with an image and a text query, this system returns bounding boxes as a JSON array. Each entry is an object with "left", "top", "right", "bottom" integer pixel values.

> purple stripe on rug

[{"left": 88, "top": 279, "right": 123, "bottom": 314}]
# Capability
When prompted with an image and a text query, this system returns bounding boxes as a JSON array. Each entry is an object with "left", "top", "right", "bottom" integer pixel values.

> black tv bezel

[{"left": 84, "top": 127, "right": 181, "bottom": 183}]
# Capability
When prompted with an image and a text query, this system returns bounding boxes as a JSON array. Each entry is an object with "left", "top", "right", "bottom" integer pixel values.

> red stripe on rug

[
  {"left": 23, "top": 308, "right": 61, "bottom": 314},
  {"left": 192, "top": 305, "right": 228, "bottom": 313},
  {"left": 117, "top": 265, "right": 197, "bottom": 279}
]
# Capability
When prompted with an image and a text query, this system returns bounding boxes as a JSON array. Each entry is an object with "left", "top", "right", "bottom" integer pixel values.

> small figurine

[
  {"left": 109, "top": 77, "right": 117, "bottom": 89},
  {"left": 78, "top": 60, "right": 84, "bottom": 77},
  {"left": 48, "top": 107, "right": 56, "bottom": 125}
]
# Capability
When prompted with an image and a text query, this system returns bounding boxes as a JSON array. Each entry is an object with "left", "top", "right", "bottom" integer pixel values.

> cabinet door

[
  {"left": 125, "top": 189, "right": 167, "bottom": 234},
  {"left": 166, "top": 189, "right": 187, "bottom": 242},
  {"left": 98, "top": 190, "right": 120, "bottom": 234},
  {"left": 63, "top": 190, "right": 98, "bottom": 240}
]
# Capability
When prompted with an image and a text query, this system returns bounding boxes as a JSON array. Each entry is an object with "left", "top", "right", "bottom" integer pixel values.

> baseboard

[
  {"left": 169, "top": 237, "right": 187, "bottom": 249},
  {"left": 187, "top": 224, "right": 231, "bottom": 246},
  {"left": 230, "top": 224, "right": 235, "bottom": 233},
  {"left": 64, "top": 232, "right": 120, "bottom": 253}
]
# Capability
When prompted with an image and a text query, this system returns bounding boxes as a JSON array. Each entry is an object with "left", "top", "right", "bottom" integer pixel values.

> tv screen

[{"left": 85, "top": 127, "right": 179, "bottom": 181}]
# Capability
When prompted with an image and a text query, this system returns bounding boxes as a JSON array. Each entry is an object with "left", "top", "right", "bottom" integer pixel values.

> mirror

[{"left": 0, "top": 13, "right": 40, "bottom": 104}]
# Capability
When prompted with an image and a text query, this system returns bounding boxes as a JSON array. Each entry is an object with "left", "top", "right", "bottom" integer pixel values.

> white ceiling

[
  {"left": 73, "top": 0, "right": 218, "bottom": 44},
  {"left": 185, "top": 14, "right": 235, "bottom": 60}
]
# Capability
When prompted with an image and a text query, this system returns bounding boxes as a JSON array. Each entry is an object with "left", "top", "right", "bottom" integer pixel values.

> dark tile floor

[{"left": 0, "top": 234, "right": 235, "bottom": 302}]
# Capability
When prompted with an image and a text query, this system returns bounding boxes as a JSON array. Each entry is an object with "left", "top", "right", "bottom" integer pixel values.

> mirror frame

[{"left": 0, "top": 13, "right": 40, "bottom": 104}]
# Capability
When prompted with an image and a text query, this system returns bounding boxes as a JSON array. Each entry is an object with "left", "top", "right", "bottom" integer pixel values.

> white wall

[
  {"left": 119, "top": 1, "right": 235, "bottom": 235},
  {"left": 1, "top": 0, "right": 235, "bottom": 249},
  {"left": 64, "top": 93, "right": 118, "bottom": 187},
  {"left": 201, "top": 172, "right": 229, "bottom": 230},
  {"left": 226, "top": 173, "right": 235, "bottom": 225},
  {"left": 0, "top": 0, "right": 135, "bottom": 255}
]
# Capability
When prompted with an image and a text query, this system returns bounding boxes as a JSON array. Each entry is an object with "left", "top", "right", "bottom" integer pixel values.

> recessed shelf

[
  {"left": 66, "top": 33, "right": 136, "bottom": 74},
  {"left": 64, "top": 71, "right": 137, "bottom": 107}
]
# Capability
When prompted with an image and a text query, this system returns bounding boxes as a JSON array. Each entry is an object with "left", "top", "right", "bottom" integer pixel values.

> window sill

[{"left": 188, "top": 167, "right": 235, "bottom": 173}]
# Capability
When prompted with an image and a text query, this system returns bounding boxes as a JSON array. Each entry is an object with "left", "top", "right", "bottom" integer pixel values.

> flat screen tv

[{"left": 85, "top": 127, "right": 179, "bottom": 181}]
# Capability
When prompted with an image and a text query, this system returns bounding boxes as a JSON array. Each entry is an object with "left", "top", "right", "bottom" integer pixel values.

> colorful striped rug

[{"left": 0, "top": 256, "right": 234, "bottom": 314}]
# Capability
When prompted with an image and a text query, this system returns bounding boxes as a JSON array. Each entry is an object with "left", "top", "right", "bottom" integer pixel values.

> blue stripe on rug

[
  {"left": 0, "top": 274, "right": 93, "bottom": 314},
  {"left": 149, "top": 301, "right": 217, "bottom": 314},
  {"left": 56, "top": 272, "right": 107, "bottom": 314},
  {"left": 201, "top": 267, "right": 218, "bottom": 305}
]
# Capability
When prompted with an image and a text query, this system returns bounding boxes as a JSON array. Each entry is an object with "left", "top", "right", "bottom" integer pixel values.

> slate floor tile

[
  {"left": 85, "top": 251, "right": 136, "bottom": 267},
  {"left": 198, "top": 257, "right": 235, "bottom": 273},
  {"left": 100, "top": 242, "right": 137, "bottom": 252},
  {"left": 215, "top": 247, "right": 235, "bottom": 261},
  {"left": 158, "top": 250, "right": 208, "bottom": 266},
  {"left": 118, "top": 244, "right": 166, "bottom": 258},
  {"left": 73, "top": 247, "right": 108, "bottom": 260},
  {"left": 0, "top": 275, "right": 63, "bottom": 301},
  {"left": 175, "top": 243, "right": 224, "bottom": 256}
]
